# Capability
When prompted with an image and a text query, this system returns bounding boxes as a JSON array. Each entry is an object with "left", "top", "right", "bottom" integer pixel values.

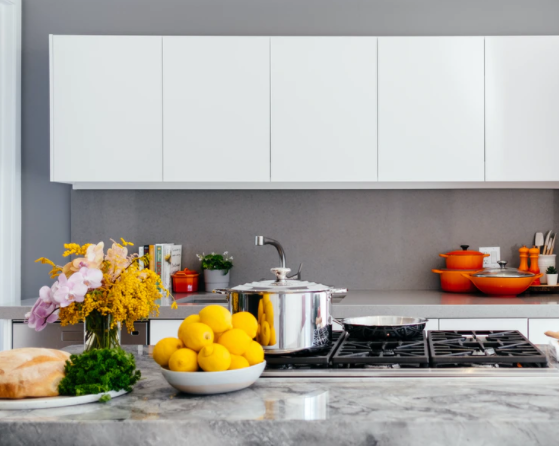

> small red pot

[
  {"left": 440, "top": 245, "right": 489, "bottom": 270},
  {"left": 432, "top": 268, "right": 480, "bottom": 293}
]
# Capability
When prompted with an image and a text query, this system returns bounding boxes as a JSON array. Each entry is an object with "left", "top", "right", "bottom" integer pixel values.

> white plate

[
  {"left": 0, "top": 389, "right": 128, "bottom": 410},
  {"left": 161, "top": 361, "right": 266, "bottom": 395}
]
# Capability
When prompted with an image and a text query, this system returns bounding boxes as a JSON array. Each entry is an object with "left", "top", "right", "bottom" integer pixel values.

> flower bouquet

[{"left": 26, "top": 239, "right": 168, "bottom": 351}]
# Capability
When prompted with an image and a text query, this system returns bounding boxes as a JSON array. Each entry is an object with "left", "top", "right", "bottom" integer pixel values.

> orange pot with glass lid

[
  {"left": 461, "top": 261, "right": 543, "bottom": 297},
  {"left": 440, "top": 245, "right": 490, "bottom": 270}
]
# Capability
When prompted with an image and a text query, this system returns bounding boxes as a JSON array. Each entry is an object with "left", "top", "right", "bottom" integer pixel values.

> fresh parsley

[{"left": 58, "top": 348, "right": 141, "bottom": 398}]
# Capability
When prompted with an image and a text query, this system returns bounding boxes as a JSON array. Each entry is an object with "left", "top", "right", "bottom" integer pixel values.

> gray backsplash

[{"left": 71, "top": 189, "right": 559, "bottom": 290}]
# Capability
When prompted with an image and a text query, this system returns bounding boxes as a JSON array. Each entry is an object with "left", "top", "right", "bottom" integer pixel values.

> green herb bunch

[
  {"left": 547, "top": 266, "right": 558, "bottom": 275},
  {"left": 58, "top": 348, "right": 141, "bottom": 399},
  {"left": 196, "top": 251, "right": 234, "bottom": 275}
]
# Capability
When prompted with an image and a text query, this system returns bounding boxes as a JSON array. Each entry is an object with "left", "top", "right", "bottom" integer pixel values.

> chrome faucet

[{"left": 255, "top": 236, "right": 302, "bottom": 280}]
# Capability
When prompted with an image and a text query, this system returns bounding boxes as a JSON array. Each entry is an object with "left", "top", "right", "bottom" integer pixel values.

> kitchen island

[{"left": 1, "top": 345, "right": 559, "bottom": 446}]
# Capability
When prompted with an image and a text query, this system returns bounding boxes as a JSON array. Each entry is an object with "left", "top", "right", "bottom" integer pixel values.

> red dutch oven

[
  {"left": 432, "top": 268, "right": 479, "bottom": 293},
  {"left": 440, "top": 245, "right": 489, "bottom": 270}
]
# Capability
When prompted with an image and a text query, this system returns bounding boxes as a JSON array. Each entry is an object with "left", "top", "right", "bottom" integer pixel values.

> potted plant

[
  {"left": 197, "top": 252, "right": 234, "bottom": 292},
  {"left": 547, "top": 266, "right": 558, "bottom": 286}
]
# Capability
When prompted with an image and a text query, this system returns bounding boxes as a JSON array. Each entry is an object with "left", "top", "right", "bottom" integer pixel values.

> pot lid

[
  {"left": 445, "top": 245, "right": 486, "bottom": 256},
  {"left": 228, "top": 267, "right": 334, "bottom": 293},
  {"left": 229, "top": 279, "right": 333, "bottom": 294},
  {"left": 470, "top": 261, "right": 535, "bottom": 278}
]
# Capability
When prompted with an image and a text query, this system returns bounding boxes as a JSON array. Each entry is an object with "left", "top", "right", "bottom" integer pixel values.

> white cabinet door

[
  {"left": 439, "top": 318, "right": 528, "bottom": 337},
  {"left": 486, "top": 37, "right": 559, "bottom": 181},
  {"left": 378, "top": 37, "right": 484, "bottom": 182},
  {"left": 51, "top": 35, "right": 163, "bottom": 182},
  {"left": 528, "top": 319, "right": 559, "bottom": 345},
  {"left": 163, "top": 37, "right": 270, "bottom": 182},
  {"left": 149, "top": 320, "right": 183, "bottom": 345},
  {"left": 271, "top": 37, "right": 377, "bottom": 182}
]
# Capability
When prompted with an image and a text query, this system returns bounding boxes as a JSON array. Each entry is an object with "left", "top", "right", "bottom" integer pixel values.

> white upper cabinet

[
  {"left": 163, "top": 37, "right": 270, "bottom": 182},
  {"left": 378, "top": 37, "right": 485, "bottom": 182},
  {"left": 486, "top": 37, "right": 559, "bottom": 181},
  {"left": 271, "top": 37, "right": 377, "bottom": 182},
  {"left": 51, "top": 35, "right": 163, "bottom": 182}
]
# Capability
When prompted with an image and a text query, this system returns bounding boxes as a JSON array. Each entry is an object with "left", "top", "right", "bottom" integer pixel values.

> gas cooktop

[{"left": 262, "top": 330, "right": 559, "bottom": 378}]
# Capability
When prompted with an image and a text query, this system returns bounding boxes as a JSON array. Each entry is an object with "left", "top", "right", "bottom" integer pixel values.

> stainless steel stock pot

[{"left": 215, "top": 268, "right": 347, "bottom": 355}]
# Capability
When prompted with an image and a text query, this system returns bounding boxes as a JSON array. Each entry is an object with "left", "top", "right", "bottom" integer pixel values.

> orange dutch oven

[
  {"left": 461, "top": 261, "right": 542, "bottom": 297},
  {"left": 440, "top": 245, "right": 490, "bottom": 270},
  {"left": 432, "top": 269, "right": 479, "bottom": 293}
]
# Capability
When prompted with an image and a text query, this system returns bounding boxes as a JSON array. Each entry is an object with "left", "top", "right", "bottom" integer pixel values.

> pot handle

[
  {"left": 482, "top": 254, "right": 491, "bottom": 258},
  {"left": 331, "top": 288, "right": 348, "bottom": 295},
  {"left": 212, "top": 289, "right": 229, "bottom": 295},
  {"left": 439, "top": 254, "right": 450, "bottom": 258},
  {"left": 432, "top": 269, "right": 443, "bottom": 274},
  {"left": 533, "top": 273, "right": 544, "bottom": 280},
  {"left": 460, "top": 273, "right": 474, "bottom": 281}
]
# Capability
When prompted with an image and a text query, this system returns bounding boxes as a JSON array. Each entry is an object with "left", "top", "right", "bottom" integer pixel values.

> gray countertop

[
  {"left": 5, "top": 290, "right": 559, "bottom": 320},
  {"left": 2, "top": 345, "right": 559, "bottom": 445},
  {"left": 3, "top": 290, "right": 559, "bottom": 320}
]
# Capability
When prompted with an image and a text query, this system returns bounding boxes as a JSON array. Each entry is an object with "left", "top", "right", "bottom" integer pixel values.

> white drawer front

[
  {"left": 528, "top": 319, "right": 559, "bottom": 345},
  {"left": 149, "top": 320, "right": 183, "bottom": 345},
  {"left": 439, "top": 318, "right": 528, "bottom": 337}
]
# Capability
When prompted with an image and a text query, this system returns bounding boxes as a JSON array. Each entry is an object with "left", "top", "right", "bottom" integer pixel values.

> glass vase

[{"left": 84, "top": 310, "right": 121, "bottom": 351}]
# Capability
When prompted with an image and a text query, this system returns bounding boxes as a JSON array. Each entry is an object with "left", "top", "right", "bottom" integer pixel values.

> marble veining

[{"left": 2, "top": 345, "right": 559, "bottom": 445}]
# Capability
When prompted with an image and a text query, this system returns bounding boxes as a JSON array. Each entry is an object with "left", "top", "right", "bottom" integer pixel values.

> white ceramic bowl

[{"left": 160, "top": 361, "right": 266, "bottom": 395}]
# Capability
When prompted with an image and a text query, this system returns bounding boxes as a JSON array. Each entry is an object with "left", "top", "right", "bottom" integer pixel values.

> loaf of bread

[{"left": 0, "top": 348, "right": 70, "bottom": 399}]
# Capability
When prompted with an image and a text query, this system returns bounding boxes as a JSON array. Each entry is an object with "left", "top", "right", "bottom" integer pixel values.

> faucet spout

[{"left": 255, "top": 236, "right": 286, "bottom": 269}]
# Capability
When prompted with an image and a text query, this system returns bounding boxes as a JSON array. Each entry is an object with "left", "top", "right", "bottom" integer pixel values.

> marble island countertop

[
  {"left": 3, "top": 290, "right": 559, "bottom": 320},
  {"left": 2, "top": 345, "right": 559, "bottom": 445}
]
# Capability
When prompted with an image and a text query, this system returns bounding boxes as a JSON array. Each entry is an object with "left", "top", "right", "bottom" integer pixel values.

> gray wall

[{"left": 22, "top": 0, "right": 559, "bottom": 297}]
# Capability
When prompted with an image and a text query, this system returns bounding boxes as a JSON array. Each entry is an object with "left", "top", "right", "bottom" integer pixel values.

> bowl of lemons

[{"left": 153, "top": 305, "right": 266, "bottom": 395}]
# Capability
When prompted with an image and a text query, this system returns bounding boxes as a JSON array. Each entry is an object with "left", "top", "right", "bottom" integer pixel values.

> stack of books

[{"left": 138, "top": 244, "right": 182, "bottom": 292}]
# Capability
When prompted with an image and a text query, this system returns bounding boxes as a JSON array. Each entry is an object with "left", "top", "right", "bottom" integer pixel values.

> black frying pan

[{"left": 333, "top": 316, "right": 428, "bottom": 340}]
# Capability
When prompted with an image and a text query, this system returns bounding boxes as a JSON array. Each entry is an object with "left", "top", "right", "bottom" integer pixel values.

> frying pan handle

[
  {"left": 431, "top": 269, "right": 443, "bottom": 274},
  {"left": 330, "top": 316, "right": 344, "bottom": 326}
]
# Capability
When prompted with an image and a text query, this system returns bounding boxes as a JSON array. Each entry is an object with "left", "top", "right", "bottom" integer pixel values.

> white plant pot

[
  {"left": 547, "top": 274, "right": 558, "bottom": 286},
  {"left": 204, "top": 269, "right": 230, "bottom": 293},
  {"left": 539, "top": 254, "right": 556, "bottom": 284}
]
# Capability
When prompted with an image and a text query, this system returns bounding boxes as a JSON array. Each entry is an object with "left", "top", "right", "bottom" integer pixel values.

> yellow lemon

[
  {"left": 260, "top": 321, "right": 271, "bottom": 346},
  {"left": 169, "top": 348, "right": 199, "bottom": 372},
  {"left": 198, "top": 343, "right": 231, "bottom": 372},
  {"left": 199, "top": 305, "right": 233, "bottom": 334},
  {"left": 177, "top": 314, "right": 200, "bottom": 338},
  {"left": 258, "top": 300, "right": 264, "bottom": 322},
  {"left": 264, "top": 300, "right": 274, "bottom": 326},
  {"left": 228, "top": 354, "right": 250, "bottom": 370},
  {"left": 243, "top": 341, "right": 264, "bottom": 366},
  {"left": 153, "top": 337, "right": 183, "bottom": 367},
  {"left": 232, "top": 312, "right": 258, "bottom": 339},
  {"left": 269, "top": 326, "right": 277, "bottom": 346},
  {"left": 179, "top": 322, "right": 214, "bottom": 352},
  {"left": 218, "top": 328, "right": 253, "bottom": 355}
]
